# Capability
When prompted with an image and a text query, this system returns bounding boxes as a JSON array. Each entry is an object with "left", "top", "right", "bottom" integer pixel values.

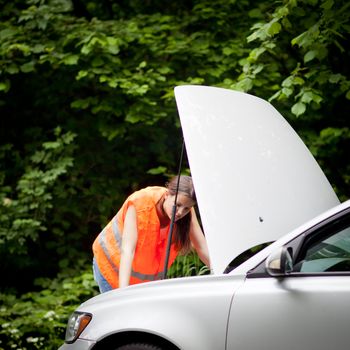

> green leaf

[
  {"left": 20, "top": 61, "right": 35, "bottom": 73},
  {"left": 301, "top": 91, "right": 314, "bottom": 103},
  {"left": 107, "top": 79, "right": 118, "bottom": 88},
  {"left": 276, "top": 6, "right": 289, "bottom": 17},
  {"left": 125, "top": 112, "right": 142, "bottom": 123},
  {"left": 329, "top": 74, "right": 342, "bottom": 83},
  {"left": 294, "top": 77, "right": 305, "bottom": 85},
  {"left": 321, "top": 0, "right": 334, "bottom": 10},
  {"left": 248, "top": 9, "right": 263, "bottom": 18},
  {"left": 249, "top": 47, "right": 266, "bottom": 61},
  {"left": 253, "top": 64, "right": 264, "bottom": 75},
  {"left": 312, "top": 93, "right": 323, "bottom": 104},
  {"left": 267, "top": 21, "right": 281, "bottom": 36},
  {"left": 345, "top": 90, "right": 350, "bottom": 100},
  {"left": 282, "top": 87, "right": 293, "bottom": 97},
  {"left": 70, "top": 99, "right": 90, "bottom": 109},
  {"left": 6, "top": 64, "right": 19, "bottom": 74},
  {"left": 304, "top": 50, "right": 317, "bottom": 63},
  {"left": 92, "top": 57, "right": 104, "bottom": 67},
  {"left": 157, "top": 66, "right": 172, "bottom": 74},
  {"left": 63, "top": 55, "right": 79, "bottom": 65},
  {"left": 8, "top": 43, "right": 31, "bottom": 55},
  {"left": 0, "top": 81, "right": 10, "bottom": 92},
  {"left": 106, "top": 37, "right": 120, "bottom": 54},
  {"left": 76, "top": 70, "right": 88, "bottom": 80},
  {"left": 291, "top": 102, "right": 306, "bottom": 116},
  {"left": 234, "top": 78, "right": 253, "bottom": 92},
  {"left": 32, "top": 44, "right": 45, "bottom": 53},
  {"left": 247, "top": 23, "right": 266, "bottom": 42},
  {"left": 269, "top": 90, "right": 281, "bottom": 102},
  {"left": 291, "top": 25, "right": 319, "bottom": 48},
  {"left": 147, "top": 166, "right": 167, "bottom": 175},
  {"left": 43, "top": 141, "right": 61, "bottom": 149},
  {"left": 0, "top": 28, "right": 16, "bottom": 40},
  {"left": 139, "top": 61, "right": 147, "bottom": 68},
  {"left": 282, "top": 76, "right": 293, "bottom": 87}
]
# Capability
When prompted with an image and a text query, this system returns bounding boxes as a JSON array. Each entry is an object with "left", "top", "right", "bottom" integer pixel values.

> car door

[{"left": 226, "top": 208, "right": 350, "bottom": 350}]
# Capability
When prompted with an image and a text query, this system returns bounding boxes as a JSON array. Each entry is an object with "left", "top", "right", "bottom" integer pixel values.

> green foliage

[
  {"left": 234, "top": 0, "right": 350, "bottom": 113},
  {"left": 0, "top": 262, "right": 99, "bottom": 350},
  {"left": 303, "top": 127, "right": 350, "bottom": 201},
  {"left": 168, "top": 252, "right": 210, "bottom": 278},
  {"left": 0, "top": 128, "right": 76, "bottom": 254}
]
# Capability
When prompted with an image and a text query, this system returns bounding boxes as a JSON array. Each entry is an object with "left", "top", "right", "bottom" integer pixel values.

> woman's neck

[{"left": 156, "top": 195, "right": 170, "bottom": 228}]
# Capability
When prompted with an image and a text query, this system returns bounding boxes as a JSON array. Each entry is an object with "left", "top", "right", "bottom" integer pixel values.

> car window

[{"left": 293, "top": 224, "right": 350, "bottom": 273}]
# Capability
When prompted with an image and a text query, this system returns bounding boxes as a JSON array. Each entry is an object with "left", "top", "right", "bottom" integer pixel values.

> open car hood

[{"left": 174, "top": 85, "right": 339, "bottom": 274}]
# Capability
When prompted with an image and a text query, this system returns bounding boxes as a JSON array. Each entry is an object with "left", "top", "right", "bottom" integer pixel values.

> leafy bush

[
  {"left": 168, "top": 252, "right": 210, "bottom": 278},
  {"left": 0, "top": 127, "right": 78, "bottom": 291},
  {"left": 0, "top": 262, "right": 99, "bottom": 350}
]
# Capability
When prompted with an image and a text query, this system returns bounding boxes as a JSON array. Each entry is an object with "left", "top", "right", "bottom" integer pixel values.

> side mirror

[{"left": 265, "top": 247, "right": 293, "bottom": 277}]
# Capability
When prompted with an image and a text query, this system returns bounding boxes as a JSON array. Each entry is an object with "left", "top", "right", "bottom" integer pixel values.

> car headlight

[{"left": 65, "top": 311, "right": 92, "bottom": 343}]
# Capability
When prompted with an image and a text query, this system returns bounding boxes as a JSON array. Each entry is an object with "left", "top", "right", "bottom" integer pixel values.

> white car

[{"left": 59, "top": 86, "right": 350, "bottom": 350}]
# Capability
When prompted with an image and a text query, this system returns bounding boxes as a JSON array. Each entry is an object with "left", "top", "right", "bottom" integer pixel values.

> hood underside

[{"left": 174, "top": 85, "right": 339, "bottom": 274}]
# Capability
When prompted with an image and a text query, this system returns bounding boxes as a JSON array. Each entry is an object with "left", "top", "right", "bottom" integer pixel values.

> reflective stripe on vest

[{"left": 98, "top": 216, "right": 164, "bottom": 282}]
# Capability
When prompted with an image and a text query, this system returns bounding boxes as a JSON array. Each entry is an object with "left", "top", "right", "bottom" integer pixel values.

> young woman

[{"left": 92, "top": 175, "right": 210, "bottom": 293}]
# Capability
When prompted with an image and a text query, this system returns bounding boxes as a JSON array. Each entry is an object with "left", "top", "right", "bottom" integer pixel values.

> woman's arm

[
  {"left": 189, "top": 208, "right": 211, "bottom": 268},
  {"left": 119, "top": 205, "right": 138, "bottom": 288}
]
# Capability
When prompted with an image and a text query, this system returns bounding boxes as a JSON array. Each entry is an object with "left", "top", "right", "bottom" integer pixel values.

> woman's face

[{"left": 163, "top": 192, "right": 195, "bottom": 221}]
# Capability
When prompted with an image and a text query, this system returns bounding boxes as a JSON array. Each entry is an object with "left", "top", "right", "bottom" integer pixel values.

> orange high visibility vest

[{"left": 92, "top": 186, "right": 179, "bottom": 289}]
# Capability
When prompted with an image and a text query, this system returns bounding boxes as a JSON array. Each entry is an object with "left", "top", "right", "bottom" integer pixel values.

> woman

[{"left": 92, "top": 175, "right": 210, "bottom": 293}]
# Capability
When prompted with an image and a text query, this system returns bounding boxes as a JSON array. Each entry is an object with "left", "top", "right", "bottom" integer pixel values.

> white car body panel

[
  {"left": 174, "top": 85, "right": 339, "bottom": 274},
  {"left": 61, "top": 275, "right": 246, "bottom": 350},
  {"left": 60, "top": 339, "right": 96, "bottom": 350},
  {"left": 227, "top": 276, "right": 350, "bottom": 350}
]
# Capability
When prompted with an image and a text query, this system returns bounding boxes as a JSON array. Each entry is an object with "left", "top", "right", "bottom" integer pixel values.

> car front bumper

[{"left": 58, "top": 338, "right": 96, "bottom": 350}]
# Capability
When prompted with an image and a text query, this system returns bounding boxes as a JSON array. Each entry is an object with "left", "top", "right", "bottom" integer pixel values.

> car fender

[{"left": 78, "top": 275, "right": 244, "bottom": 349}]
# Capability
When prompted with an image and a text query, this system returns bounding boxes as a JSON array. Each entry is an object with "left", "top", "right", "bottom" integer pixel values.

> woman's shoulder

[
  {"left": 128, "top": 186, "right": 166, "bottom": 208},
  {"left": 132, "top": 186, "right": 165, "bottom": 198}
]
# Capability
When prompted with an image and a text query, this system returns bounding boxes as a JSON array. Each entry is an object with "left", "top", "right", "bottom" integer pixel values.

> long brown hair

[{"left": 166, "top": 175, "right": 196, "bottom": 254}]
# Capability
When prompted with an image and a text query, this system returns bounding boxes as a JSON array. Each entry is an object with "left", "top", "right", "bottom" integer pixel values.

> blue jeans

[{"left": 92, "top": 258, "right": 113, "bottom": 293}]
